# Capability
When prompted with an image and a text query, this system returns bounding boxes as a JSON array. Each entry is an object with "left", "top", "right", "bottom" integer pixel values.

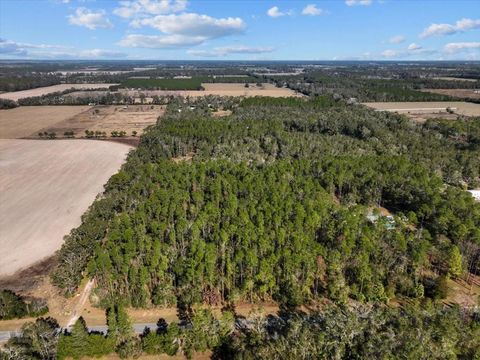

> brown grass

[
  {"left": 0, "top": 139, "right": 132, "bottom": 277},
  {"left": 0, "top": 105, "right": 163, "bottom": 140},
  {"left": 421, "top": 88, "right": 480, "bottom": 100},
  {"left": 35, "top": 105, "right": 164, "bottom": 138},
  {"left": 0, "top": 84, "right": 117, "bottom": 101},
  {"left": 363, "top": 101, "right": 480, "bottom": 121},
  {"left": 0, "top": 106, "right": 90, "bottom": 138},
  {"left": 433, "top": 77, "right": 479, "bottom": 82},
  {"left": 68, "top": 83, "right": 302, "bottom": 100}
]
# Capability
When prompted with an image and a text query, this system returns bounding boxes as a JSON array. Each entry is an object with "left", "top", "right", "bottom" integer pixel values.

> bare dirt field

[
  {"left": 198, "top": 83, "right": 301, "bottom": 97},
  {"left": 0, "top": 105, "right": 163, "bottom": 139},
  {"left": 35, "top": 104, "right": 164, "bottom": 138},
  {"left": 0, "top": 83, "right": 117, "bottom": 101},
  {"left": 68, "top": 83, "right": 302, "bottom": 100},
  {"left": 421, "top": 88, "right": 480, "bottom": 100},
  {"left": 433, "top": 77, "right": 479, "bottom": 82},
  {"left": 0, "top": 139, "right": 132, "bottom": 277},
  {"left": 0, "top": 106, "right": 89, "bottom": 138},
  {"left": 363, "top": 101, "right": 480, "bottom": 122}
]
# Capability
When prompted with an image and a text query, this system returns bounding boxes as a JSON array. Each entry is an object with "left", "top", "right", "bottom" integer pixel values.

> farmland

[
  {"left": 68, "top": 83, "right": 300, "bottom": 100},
  {"left": 420, "top": 88, "right": 480, "bottom": 100},
  {"left": 0, "top": 139, "right": 132, "bottom": 277},
  {"left": 0, "top": 106, "right": 89, "bottom": 138},
  {"left": 34, "top": 105, "right": 164, "bottom": 138},
  {"left": 0, "top": 84, "right": 118, "bottom": 102},
  {"left": 0, "top": 105, "right": 163, "bottom": 139},
  {"left": 362, "top": 101, "right": 480, "bottom": 121}
]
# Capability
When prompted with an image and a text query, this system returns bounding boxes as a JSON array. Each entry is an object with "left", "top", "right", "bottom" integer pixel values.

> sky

[{"left": 0, "top": 0, "right": 479, "bottom": 61}]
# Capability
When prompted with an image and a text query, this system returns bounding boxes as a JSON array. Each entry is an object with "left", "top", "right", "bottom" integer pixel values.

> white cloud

[
  {"left": 302, "top": 4, "right": 323, "bottom": 16},
  {"left": 381, "top": 49, "right": 398, "bottom": 58},
  {"left": 267, "top": 6, "right": 285, "bottom": 18},
  {"left": 131, "top": 13, "right": 245, "bottom": 37},
  {"left": 188, "top": 45, "right": 275, "bottom": 57},
  {"left": 77, "top": 49, "right": 126, "bottom": 58},
  {"left": 67, "top": 8, "right": 113, "bottom": 30},
  {"left": 389, "top": 35, "right": 405, "bottom": 44},
  {"left": 120, "top": 11, "right": 246, "bottom": 49},
  {"left": 0, "top": 38, "right": 28, "bottom": 56},
  {"left": 113, "top": 0, "right": 187, "bottom": 18},
  {"left": 118, "top": 34, "right": 206, "bottom": 48},
  {"left": 0, "top": 38, "right": 125, "bottom": 59},
  {"left": 345, "top": 0, "right": 372, "bottom": 6},
  {"left": 407, "top": 43, "right": 422, "bottom": 51},
  {"left": 444, "top": 42, "right": 480, "bottom": 53},
  {"left": 381, "top": 43, "right": 435, "bottom": 59},
  {"left": 420, "top": 18, "right": 480, "bottom": 38}
]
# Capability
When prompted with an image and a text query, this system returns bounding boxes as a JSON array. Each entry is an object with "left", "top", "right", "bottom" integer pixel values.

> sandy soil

[
  {"left": 433, "top": 77, "right": 479, "bottom": 82},
  {"left": 363, "top": 101, "right": 480, "bottom": 118},
  {"left": 198, "top": 83, "right": 301, "bottom": 97},
  {"left": 0, "top": 84, "right": 117, "bottom": 101},
  {"left": 0, "top": 139, "right": 132, "bottom": 277},
  {"left": 0, "top": 106, "right": 90, "bottom": 138},
  {"left": 421, "top": 88, "right": 480, "bottom": 100},
  {"left": 68, "top": 83, "right": 302, "bottom": 99},
  {"left": 35, "top": 105, "right": 164, "bottom": 138}
]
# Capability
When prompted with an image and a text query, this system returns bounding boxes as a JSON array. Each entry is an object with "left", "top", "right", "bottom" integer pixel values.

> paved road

[{"left": 0, "top": 323, "right": 159, "bottom": 343}]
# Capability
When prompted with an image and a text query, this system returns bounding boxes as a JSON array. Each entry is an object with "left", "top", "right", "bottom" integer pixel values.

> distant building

[
  {"left": 367, "top": 213, "right": 396, "bottom": 229},
  {"left": 468, "top": 190, "right": 480, "bottom": 202}
]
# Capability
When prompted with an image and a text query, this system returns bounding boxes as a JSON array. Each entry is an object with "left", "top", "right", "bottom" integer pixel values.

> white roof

[{"left": 468, "top": 190, "right": 480, "bottom": 201}]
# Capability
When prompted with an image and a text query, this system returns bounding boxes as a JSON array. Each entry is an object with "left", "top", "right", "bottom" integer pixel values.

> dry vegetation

[
  {"left": 363, "top": 101, "right": 480, "bottom": 122},
  {"left": 35, "top": 105, "right": 164, "bottom": 138},
  {"left": 0, "top": 105, "right": 164, "bottom": 139},
  {"left": 0, "top": 84, "right": 117, "bottom": 101},
  {"left": 69, "top": 82, "right": 301, "bottom": 100},
  {"left": 421, "top": 88, "right": 480, "bottom": 100},
  {"left": 432, "top": 77, "right": 479, "bottom": 82},
  {"left": 0, "top": 139, "right": 132, "bottom": 277},
  {"left": 0, "top": 106, "right": 89, "bottom": 138}
]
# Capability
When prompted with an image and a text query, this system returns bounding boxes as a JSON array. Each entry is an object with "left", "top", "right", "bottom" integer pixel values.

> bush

[{"left": 0, "top": 98, "right": 18, "bottom": 109}]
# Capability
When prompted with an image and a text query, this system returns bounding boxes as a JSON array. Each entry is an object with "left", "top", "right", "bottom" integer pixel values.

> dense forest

[
  {"left": 266, "top": 69, "right": 480, "bottom": 102},
  {"left": 0, "top": 91, "right": 477, "bottom": 358},
  {"left": 51, "top": 96, "right": 480, "bottom": 312}
]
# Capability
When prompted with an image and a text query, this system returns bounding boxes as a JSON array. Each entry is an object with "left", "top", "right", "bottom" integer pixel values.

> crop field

[
  {"left": 0, "top": 105, "right": 163, "bottom": 139},
  {"left": 0, "top": 106, "right": 90, "bottom": 138},
  {"left": 363, "top": 101, "right": 480, "bottom": 121},
  {"left": 199, "top": 83, "right": 302, "bottom": 97},
  {"left": 0, "top": 139, "right": 132, "bottom": 277},
  {"left": 433, "top": 77, "right": 479, "bottom": 82},
  {"left": 0, "top": 84, "right": 118, "bottom": 101},
  {"left": 70, "top": 83, "right": 300, "bottom": 99},
  {"left": 420, "top": 88, "right": 480, "bottom": 100},
  {"left": 34, "top": 105, "right": 164, "bottom": 138}
]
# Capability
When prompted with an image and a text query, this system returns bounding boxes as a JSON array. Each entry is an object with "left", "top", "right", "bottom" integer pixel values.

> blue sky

[{"left": 0, "top": 0, "right": 479, "bottom": 60}]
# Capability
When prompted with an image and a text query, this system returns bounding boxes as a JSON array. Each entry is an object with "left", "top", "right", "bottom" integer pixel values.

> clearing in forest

[
  {"left": 420, "top": 89, "right": 480, "bottom": 100},
  {"left": 363, "top": 101, "right": 480, "bottom": 122},
  {"left": 0, "top": 105, "right": 163, "bottom": 139},
  {"left": 35, "top": 105, "right": 165, "bottom": 138}
]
